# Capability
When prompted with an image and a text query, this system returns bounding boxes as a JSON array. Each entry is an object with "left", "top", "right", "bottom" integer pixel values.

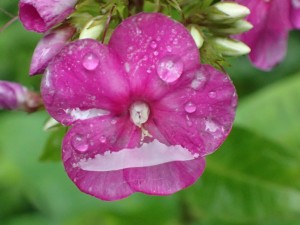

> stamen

[{"left": 130, "top": 101, "right": 150, "bottom": 127}]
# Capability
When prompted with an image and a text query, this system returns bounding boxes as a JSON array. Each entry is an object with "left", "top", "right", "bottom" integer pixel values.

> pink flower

[
  {"left": 41, "top": 13, "right": 237, "bottom": 200},
  {"left": 19, "top": 0, "right": 77, "bottom": 33},
  {"left": 30, "top": 26, "right": 75, "bottom": 75},
  {"left": 234, "top": 0, "right": 299, "bottom": 70},
  {"left": 291, "top": 0, "right": 300, "bottom": 28},
  {"left": 0, "top": 81, "right": 27, "bottom": 110}
]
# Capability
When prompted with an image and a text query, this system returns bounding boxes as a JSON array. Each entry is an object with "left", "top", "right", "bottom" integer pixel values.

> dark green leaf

[
  {"left": 184, "top": 126, "right": 300, "bottom": 225},
  {"left": 235, "top": 72, "right": 300, "bottom": 152}
]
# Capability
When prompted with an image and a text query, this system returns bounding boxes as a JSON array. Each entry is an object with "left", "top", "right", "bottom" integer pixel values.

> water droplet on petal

[
  {"left": 209, "top": 91, "right": 216, "bottom": 98},
  {"left": 153, "top": 51, "right": 159, "bottom": 56},
  {"left": 166, "top": 46, "right": 172, "bottom": 52},
  {"left": 191, "top": 71, "right": 207, "bottom": 90},
  {"left": 150, "top": 41, "right": 157, "bottom": 49},
  {"left": 156, "top": 56, "right": 183, "bottom": 83},
  {"left": 100, "top": 135, "right": 106, "bottom": 143},
  {"left": 185, "top": 102, "right": 196, "bottom": 113},
  {"left": 111, "top": 119, "right": 117, "bottom": 125},
  {"left": 82, "top": 52, "right": 99, "bottom": 71},
  {"left": 147, "top": 68, "right": 151, "bottom": 74},
  {"left": 72, "top": 134, "right": 89, "bottom": 152}
]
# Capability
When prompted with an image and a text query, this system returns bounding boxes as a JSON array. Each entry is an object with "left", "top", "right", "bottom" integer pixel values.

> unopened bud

[
  {"left": 0, "top": 81, "right": 43, "bottom": 112},
  {"left": 189, "top": 26, "right": 204, "bottom": 49},
  {"left": 212, "top": 20, "right": 253, "bottom": 35},
  {"left": 208, "top": 2, "right": 250, "bottom": 23},
  {"left": 79, "top": 16, "right": 105, "bottom": 40},
  {"left": 212, "top": 38, "right": 251, "bottom": 56}
]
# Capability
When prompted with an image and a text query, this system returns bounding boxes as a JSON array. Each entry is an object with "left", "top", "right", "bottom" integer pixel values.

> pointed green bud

[
  {"left": 208, "top": 2, "right": 250, "bottom": 23},
  {"left": 189, "top": 26, "right": 204, "bottom": 49},
  {"left": 79, "top": 16, "right": 105, "bottom": 40},
  {"left": 44, "top": 117, "right": 60, "bottom": 131},
  {"left": 212, "top": 37, "right": 251, "bottom": 56}
]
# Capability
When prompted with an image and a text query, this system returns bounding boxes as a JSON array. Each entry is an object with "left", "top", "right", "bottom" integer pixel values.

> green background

[{"left": 1, "top": 1, "right": 300, "bottom": 224}]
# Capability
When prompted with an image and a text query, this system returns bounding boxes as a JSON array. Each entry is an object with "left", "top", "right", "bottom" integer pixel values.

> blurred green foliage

[{"left": 1, "top": 0, "right": 300, "bottom": 225}]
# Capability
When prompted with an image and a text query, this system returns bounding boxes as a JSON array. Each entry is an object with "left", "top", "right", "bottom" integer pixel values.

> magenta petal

[
  {"left": 236, "top": 0, "right": 291, "bottom": 70},
  {"left": 291, "top": 1, "right": 300, "bottom": 29},
  {"left": 145, "top": 65, "right": 237, "bottom": 156},
  {"left": 30, "top": 26, "right": 75, "bottom": 75},
  {"left": 109, "top": 13, "right": 200, "bottom": 99},
  {"left": 19, "top": 0, "right": 77, "bottom": 33},
  {"left": 63, "top": 116, "right": 141, "bottom": 201},
  {"left": 124, "top": 158, "right": 205, "bottom": 195},
  {"left": 41, "top": 39, "right": 130, "bottom": 125}
]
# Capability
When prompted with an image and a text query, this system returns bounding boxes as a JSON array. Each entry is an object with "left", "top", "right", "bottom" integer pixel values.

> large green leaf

[
  {"left": 235, "top": 72, "right": 300, "bottom": 152},
  {"left": 184, "top": 126, "right": 300, "bottom": 225}
]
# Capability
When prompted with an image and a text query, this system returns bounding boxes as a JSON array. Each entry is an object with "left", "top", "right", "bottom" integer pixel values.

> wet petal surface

[
  {"left": 109, "top": 13, "right": 200, "bottom": 100},
  {"left": 41, "top": 39, "right": 130, "bottom": 125}
]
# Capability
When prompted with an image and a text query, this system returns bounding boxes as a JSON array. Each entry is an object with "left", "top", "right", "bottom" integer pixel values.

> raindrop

[
  {"left": 185, "top": 102, "right": 196, "bottom": 113},
  {"left": 156, "top": 56, "right": 183, "bottom": 83},
  {"left": 124, "top": 62, "right": 130, "bottom": 73},
  {"left": 146, "top": 68, "right": 151, "bottom": 74},
  {"left": 82, "top": 52, "right": 99, "bottom": 71},
  {"left": 100, "top": 135, "right": 106, "bottom": 143},
  {"left": 166, "top": 46, "right": 172, "bottom": 52},
  {"left": 208, "top": 91, "right": 216, "bottom": 98},
  {"left": 150, "top": 41, "right": 157, "bottom": 49},
  {"left": 153, "top": 51, "right": 159, "bottom": 56},
  {"left": 72, "top": 134, "right": 89, "bottom": 152},
  {"left": 111, "top": 119, "right": 117, "bottom": 125},
  {"left": 191, "top": 71, "right": 207, "bottom": 90}
]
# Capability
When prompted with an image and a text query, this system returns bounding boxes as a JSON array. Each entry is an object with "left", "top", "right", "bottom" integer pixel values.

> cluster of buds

[{"left": 188, "top": 1, "right": 252, "bottom": 57}]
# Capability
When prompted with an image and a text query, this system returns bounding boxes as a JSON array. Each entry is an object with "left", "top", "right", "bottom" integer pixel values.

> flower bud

[
  {"left": 189, "top": 26, "right": 204, "bottom": 49},
  {"left": 19, "top": 0, "right": 77, "bottom": 33},
  {"left": 0, "top": 81, "right": 27, "bottom": 110},
  {"left": 211, "top": 20, "right": 253, "bottom": 35},
  {"left": 30, "top": 26, "right": 75, "bottom": 75},
  {"left": 208, "top": 2, "right": 250, "bottom": 23},
  {"left": 0, "top": 81, "right": 43, "bottom": 112},
  {"left": 79, "top": 17, "right": 105, "bottom": 40},
  {"left": 212, "top": 37, "right": 251, "bottom": 56}
]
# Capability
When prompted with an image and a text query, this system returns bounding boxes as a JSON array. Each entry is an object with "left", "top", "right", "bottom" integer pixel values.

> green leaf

[
  {"left": 39, "top": 127, "right": 66, "bottom": 162},
  {"left": 184, "top": 126, "right": 300, "bottom": 225},
  {"left": 235, "top": 73, "right": 300, "bottom": 152}
]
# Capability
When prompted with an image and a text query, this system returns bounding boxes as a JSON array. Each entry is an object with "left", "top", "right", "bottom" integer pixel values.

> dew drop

[
  {"left": 208, "top": 91, "right": 216, "bottom": 98},
  {"left": 150, "top": 41, "right": 157, "bottom": 49},
  {"left": 111, "top": 119, "right": 117, "bottom": 125},
  {"left": 147, "top": 68, "right": 151, "bottom": 74},
  {"left": 153, "top": 51, "right": 159, "bottom": 56},
  {"left": 156, "top": 56, "right": 183, "bottom": 83},
  {"left": 185, "top": 102, "right": 196, "bottom": 113},
  {"left": 191, "top": 71, "right": 207, "bottom": 90},
  {"left": 100, "top": 135, "right": 106, "bottom": 143},
  {"left": 82, "top": 52, "right": 99, "bottom": 71},
  {"left": 166, "top": 46, "right": 172, "bottom": 52},
  {"left": 72, "top": 134, "right": 89, "bottom": 152}
]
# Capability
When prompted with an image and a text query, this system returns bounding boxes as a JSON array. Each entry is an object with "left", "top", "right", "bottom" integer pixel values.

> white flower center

[{"left": 130, "top": 101, "right": 150, "bottom": 127}]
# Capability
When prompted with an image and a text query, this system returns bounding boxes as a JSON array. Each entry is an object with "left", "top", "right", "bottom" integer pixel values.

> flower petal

[
  {"left": 109, "top": 13, "right": 200, "bottom": 100},
  {"left": 30, "top": 26, "right": 75, "bottom": 75},
  {"left": 19, "top": 0, "right": 77, "bottom": 33},
  {"left": 41, "top": 39, "right": 130, "bottom": 125},
  {"left": 291, "top": 0, "right": 300, "bottom": 29},
  {"left": 236, "top": 0, "right": 291, "bottom": 70},
  {"left": 124, "top": 158, "right": 205, "bottom": 195},
  {"left": 63, "top": 116, "right": 141, "bottom": 201},
  {"left": 145, "top": 65, "right": 237, "bottom": 156}
]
